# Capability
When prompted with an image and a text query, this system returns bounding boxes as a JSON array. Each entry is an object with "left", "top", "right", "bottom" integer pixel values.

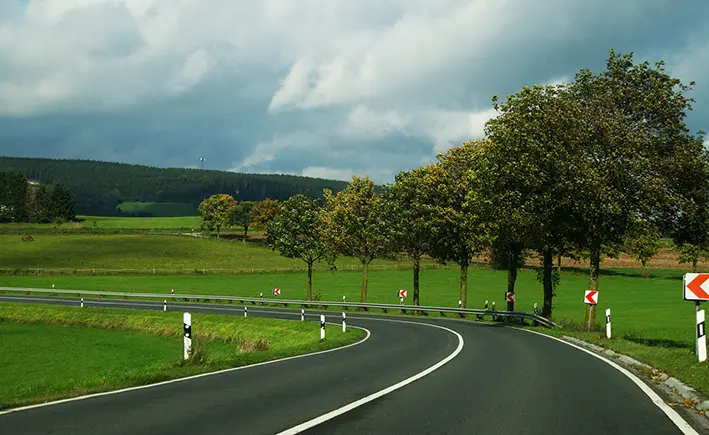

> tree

[
  {"left": 569, "top": 50, "right": 708, "bottom": 299},
  {"left": 266, "top": 195, "right": 332, "bottom": 300},
  {"left": 32, "top": 185, "right": 51, "bottom": 223},
  {"left": 483, "top": 84, "right": 586, "bottom": 318},
  {"left": 426, "top": 143, "right": 490, "bottom": 308},
  {"left": 623, "top": 221, "right": 661, "bottom": 277},
  {"left": 50, "top": 184, "right": 76, "bottom": 222},
  {"left": 678, "top": 243, "right": 709, "bottom": 273},
  {"left": 251, "top": 198, "right": 281, "bottom": 230},
  {"left": 231, "top": 201, "right": 255, "bottom": 242},
  {"left": 198, "top": 194, "right": 237, "bottom": 238},
  {"left": 385, "top": 167, "right": 435, "bottom": 306},
  {"left": 321, "top": 176, "right": 393, "bottom": 303},
  {"left": 0, "top": 171, "right": 29, "bottom": 223}
]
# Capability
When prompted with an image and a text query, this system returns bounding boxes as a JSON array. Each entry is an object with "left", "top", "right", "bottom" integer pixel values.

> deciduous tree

[
  {"left": 321, "top": 176, "right": 393, "bottom": 303},
  {"left": 231, "top": 201, "right": 255, "bottom": 242},
  {"left": 198, "top": 194, "right": 237, "bottom": 238},
  {"left": 266, "top": 194, "right": 332, "bottom": 300}
]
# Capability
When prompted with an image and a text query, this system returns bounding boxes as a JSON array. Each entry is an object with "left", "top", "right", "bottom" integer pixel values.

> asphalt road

[{"left": 0, "top": 295, "right": 698, "bottom": 435}]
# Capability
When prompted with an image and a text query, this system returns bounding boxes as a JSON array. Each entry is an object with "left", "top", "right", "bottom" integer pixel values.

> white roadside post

[
  {"left": 80, "top": 297, "right": 84, "bottom": 308},
  {"left": 320, "top": 315, "right": 326, "bottom": 341},
  {"left": 244, "top": 306, "right": 248, "bottom": 317},
  {"left": 605, "top": 308, "right": 612, "bottom": 339},
  {"left": 682, "top": 273, "right": 709, "bottom": 356},
  {"left": 301, "top": 309, "right": 305, "bottom": 322},
  {"left": 342, "top": 312, "right": 346, "bottom": 332},
  {"left": 458, "top": 300, "right": 462, "bottom": 309},
  {"left": 163, "top": 300, "right": 167, "bottom": 312},
  {"left": 698, "top": 310, "right": 707, "bottom": 363},
  {"left": 183, "top": 312, "right": 192, "bottom": 360}
]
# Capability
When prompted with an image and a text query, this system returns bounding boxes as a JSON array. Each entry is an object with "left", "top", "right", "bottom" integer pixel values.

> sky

[{"left": 1, "top": 0, "right": 708, "bottom": 184}]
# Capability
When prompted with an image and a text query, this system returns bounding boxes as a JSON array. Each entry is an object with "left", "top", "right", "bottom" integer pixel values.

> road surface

[{"left": 0, "top": 294, "right": 699, "bottom": 434}]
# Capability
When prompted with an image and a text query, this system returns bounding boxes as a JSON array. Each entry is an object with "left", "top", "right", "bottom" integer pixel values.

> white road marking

[
  {"left": 276, "top": 319, "right": 465, "bottom": 435},
  {"left": 516, "top": 327, "right": 699, "bottom": 435}
]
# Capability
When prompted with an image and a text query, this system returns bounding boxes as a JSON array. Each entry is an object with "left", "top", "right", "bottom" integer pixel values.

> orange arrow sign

[{"left": 687, "top": 275, "right": 709, "bottom": 300}]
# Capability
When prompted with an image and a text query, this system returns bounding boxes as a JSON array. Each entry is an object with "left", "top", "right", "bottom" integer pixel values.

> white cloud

[{"left": 1, "top": 0, "right": 708, "bottom": 184}]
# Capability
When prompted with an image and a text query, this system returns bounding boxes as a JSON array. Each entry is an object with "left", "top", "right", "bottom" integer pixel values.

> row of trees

[
  {"left": 0, "top": 171, "right": 75, "bottom": 224},
  {"left": 0, "top": 157, "right": 349, "bottom": 215},
  {"left": 197, "top": 195, "right": 282, "bottom": 240},
  {"left": 200, "top": 51, "right": 709, "bottom": 319}
]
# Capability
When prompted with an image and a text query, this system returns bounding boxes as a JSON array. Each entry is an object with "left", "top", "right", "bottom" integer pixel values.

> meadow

[
  {"left": 0, "top": 221, "right": 706, "bottom": 397},
  {"left": 0, "top": 302, "right": 363, "bottom": 410},
  {"left": 115, "top": 201, "right": 197, "bottom": 217}
]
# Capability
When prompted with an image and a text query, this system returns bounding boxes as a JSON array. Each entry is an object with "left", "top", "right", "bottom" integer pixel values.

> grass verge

[{"left": 0, "top": 302, "right": 364, "bottom": 410}]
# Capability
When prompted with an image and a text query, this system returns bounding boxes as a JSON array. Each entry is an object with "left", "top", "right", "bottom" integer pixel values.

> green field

[
  {"left": 116, "top": 202, "right": 197, "bottom": 217},
  {"left": 0, "top": 234, "right": 426, "bottom": 272},
  {"left": 0, "top": 302, "right": 363, "bottom": 410},
  {"left": 0, "top": 216, "right": 203, "bottom": 232}
]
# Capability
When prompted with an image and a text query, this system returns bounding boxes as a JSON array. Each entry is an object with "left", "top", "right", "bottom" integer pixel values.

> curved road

[{"left": 0, "top": 295, "right": 698, "bottom": 434}]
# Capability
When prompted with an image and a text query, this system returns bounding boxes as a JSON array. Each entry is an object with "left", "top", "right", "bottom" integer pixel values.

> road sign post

[
  {"left": 183, "top": 312, "right": 192, "bottom": 360},
  {"left": 683, "top": 274, "right": 709, "bottom": 356},
  {"left": 584, "top": 290, "right": 598, "bottom": 332},
  {"left": 505, "top": 292, "right": 515, "bottom": 312}
]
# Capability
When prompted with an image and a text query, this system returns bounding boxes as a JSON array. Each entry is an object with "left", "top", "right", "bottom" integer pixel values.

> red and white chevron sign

[
  {"left": 505, "top": 292, "right": 515, "bottom": 303},
  {"left": 584, "top": 290, "right": 598, "bottom": 305},
  {"left": 273, "top": 288, "right": 281, "bottom": 297},
  {"left": 684, "top": 273, "right": 709, "bottom": 301},
  {"left": 398, "top": 289, "right": 407, "bottom": 299}
]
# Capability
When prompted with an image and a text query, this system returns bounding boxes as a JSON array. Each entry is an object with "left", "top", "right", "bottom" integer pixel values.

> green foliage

[
  {"left": 0, "top": 170, "right": 75, "bottom": 224},
  {"left": 251, "top": 198, "right": 281, "bottom": 230},
  {"left": 678, "top": 243, "right": 709, "bottom": 273},
  {"left": 231, "top": 201, "right": 255, "bottom": 239},
  {"left": 623, "top": 222, "right": 662, "bottom": 276},
  {"left": 0, "top": 157, "right": 348, "bottom": 216},
  {"left": 198, "top": 194, "right": 237, "bottom": 237},
  {"left": 265, "top": 195, "right": 332, "bottom": 300},
  {"left": 50, "top": 183, "right": 76, "bottom": 222},
  {"left": 321, "top": 176, "right": 395, "bottom": 302}
]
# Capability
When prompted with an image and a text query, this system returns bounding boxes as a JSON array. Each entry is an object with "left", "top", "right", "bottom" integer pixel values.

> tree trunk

[
  {"left": 360, "top": 260, "right": 369, "bottom": 303},
  {"left": 589, "top": 247, "right": 600, "bottom": 291},
  {"left": 307, "top": 260, "right": 313, "bottom": 301},
  {"left": 542, "top": 246, "right": 553, "bottom": 318},
  {"left": 459, "top": 261, "right": 468, "bottom": 308},
  {"left": 641, "top": 260, "right": 647, "bottom": 278},
  {"left": 243, "top": 225, "right": 248, "bottom": 243},
  {"left": 557, "top": 254, "right": 562, "bottom": 274},
  {"left": 413, "top": 257, "right": 421, "bottom": 306},
  {"left": 585, "top": 246, "right": 601, "bottom": 331},
  {"left": 506, "top": 261, "right": 517, "bottom": 312}
]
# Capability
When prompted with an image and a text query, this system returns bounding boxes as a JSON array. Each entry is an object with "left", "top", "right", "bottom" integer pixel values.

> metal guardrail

[{"left": 0, "top": 286, "right": 557, "bottom": 329}]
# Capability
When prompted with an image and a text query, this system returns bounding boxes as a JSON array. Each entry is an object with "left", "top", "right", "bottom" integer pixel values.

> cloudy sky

[{"left": 1, "top": 0, "right": 708, "bottom": 183}]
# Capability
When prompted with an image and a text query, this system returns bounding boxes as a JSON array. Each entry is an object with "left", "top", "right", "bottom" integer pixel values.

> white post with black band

[
  {"left": 320, "top": 315, "right": 325, "bottom": 341},
  {"left": 184, "top": 312, "right": 192, "bottom": 360}
]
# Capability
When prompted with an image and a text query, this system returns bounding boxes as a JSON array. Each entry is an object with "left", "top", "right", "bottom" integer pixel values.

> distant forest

[{"left": 0, "top": 157, "right": 350, "bottom": 216}]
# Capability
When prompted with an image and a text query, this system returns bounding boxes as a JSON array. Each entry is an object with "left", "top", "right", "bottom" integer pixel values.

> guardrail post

[
  {"left": 184, "top": 312, "right": 192, "bottom": 360},
  {"left": 605, "top": 308, "right": 611, "bottom": 339},
  {"left": 320, "top": 315, "right": 326, "bottom": 341}
]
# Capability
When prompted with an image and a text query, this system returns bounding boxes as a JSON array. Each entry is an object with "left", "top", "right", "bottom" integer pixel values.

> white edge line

[
  {"left": 513, "top": 327, "right": 699, "bottom": 435},
  {"left": 0, "top": 317, "right": 371, "bottom": 416},
  {"left": 276, "top": 319, "right": 465, "bottom": 435}
]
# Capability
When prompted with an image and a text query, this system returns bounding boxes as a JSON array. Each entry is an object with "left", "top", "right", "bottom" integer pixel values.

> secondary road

[{"left": 0, "top": 294, "right": 700, "bottom": 434}]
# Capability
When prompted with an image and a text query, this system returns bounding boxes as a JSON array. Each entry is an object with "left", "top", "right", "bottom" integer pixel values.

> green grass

[
  {"left": 77, "top": 216, "right": 202, "bottom": 229},
  {"left": 116, "top": 202, "right": 197, "bottom": 217},
  {"left": 0, "top": 216, "right": 203, "bottom": 232},
  {"left": 0, "top": 302, "right": 363, "bottom": 410},
  {"left": 0, "top": 234, "right": 431, "bottom": 272}
]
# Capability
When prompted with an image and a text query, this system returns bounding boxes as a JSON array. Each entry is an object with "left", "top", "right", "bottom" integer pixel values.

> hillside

[{"left": 0, "top": 157, "right": 349, "bottom": 216}]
